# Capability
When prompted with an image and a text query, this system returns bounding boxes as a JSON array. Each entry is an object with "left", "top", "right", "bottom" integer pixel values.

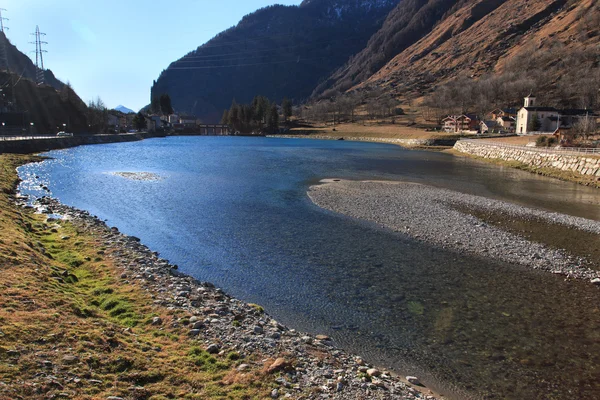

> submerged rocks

[{"left": 22, "top": 196, "right": 430, "bottom": 399}]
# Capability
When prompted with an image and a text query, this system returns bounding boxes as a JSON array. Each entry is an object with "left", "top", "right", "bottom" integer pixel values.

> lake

[{"left": 18, "top": 136, "right": 600, "bottom": 399}]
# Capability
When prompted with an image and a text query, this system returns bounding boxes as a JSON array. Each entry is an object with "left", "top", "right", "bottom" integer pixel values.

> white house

[{"left": 516, "top": 94, "right": 560, "bottom": 134}]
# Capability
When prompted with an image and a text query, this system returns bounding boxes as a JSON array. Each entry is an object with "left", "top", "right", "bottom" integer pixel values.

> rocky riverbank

[
  {"left": 6, "top": 186, "right": 436, "bottom": 399},
  {"left": 309, "top": 180, "right": 600, "bottom": 284}
]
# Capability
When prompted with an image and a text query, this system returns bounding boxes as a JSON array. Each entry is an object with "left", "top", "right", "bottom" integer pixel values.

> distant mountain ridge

[
  {"left": 115, "top": 105, "right": 135, "bottom": 114},
  {"left": 151, "top": 0, "right": 399, "bottom": 122}
]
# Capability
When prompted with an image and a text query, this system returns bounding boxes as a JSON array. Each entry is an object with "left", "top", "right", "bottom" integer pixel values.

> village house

[
  {"left": 179, "top": 115, "right": 197, "bottom": 127},
  {"left": 516, "top": 94, "right": 595, "bottom": 135},
  {"left": 490, "top": 108, "right": 517, "bottom": 120},
  {"left": 118, "top": 114, "right": 135, "bottom": 131},
  {"left": 145, "top": 115, "right": 163, "bottom": 132},
  {"left": 442, "top": 114, "right": 479, "bottom": 133},
  {"left": 480, "top": 120, "right": 501, "bottom": 134},
  {"left": 107, "top": 113, "right": 122, "bottom": 132},
  {"left": 496, "top": 116, "right": 516, "bottom": 132}
]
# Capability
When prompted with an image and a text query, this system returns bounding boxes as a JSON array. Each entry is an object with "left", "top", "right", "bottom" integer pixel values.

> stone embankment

[
  {"left": 268, "top": 135, "right": 457, "bottom": 147},
  {"left": 22, "top": 195, "right": 433, "bottom": 400},
  {"left": 454, "top": 140, "right": 600, "bottom": 178},
  {"left": 0, "top": 132, "right": 165, "bottom": 154}
]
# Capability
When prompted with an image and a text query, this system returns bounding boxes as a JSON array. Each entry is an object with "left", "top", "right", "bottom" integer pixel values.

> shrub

[{"left": 535, "top": 136, "right": 548, "bottom": 147}]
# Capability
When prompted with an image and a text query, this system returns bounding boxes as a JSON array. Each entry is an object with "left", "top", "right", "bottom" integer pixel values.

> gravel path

[
  {"left": 308, "top": 180, "right": 600, "bottom": 283},
  {"left": 24, "top": 196, "right": 434, "bottom": 400}
]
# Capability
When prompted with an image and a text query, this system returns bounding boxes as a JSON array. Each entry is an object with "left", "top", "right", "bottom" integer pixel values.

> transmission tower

[
  {"left": 0, "top": 8, "right": 8, "bottom": 33},
  {"left": 30, "top": 25, "right": 47, "bottom": 85},
  {"left": 0, "top": 8, "right": 8, "bottom": 71}
]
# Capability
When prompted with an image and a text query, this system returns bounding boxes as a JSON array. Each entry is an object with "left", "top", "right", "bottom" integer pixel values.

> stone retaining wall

[
  {"left": 268, "top": 134, "right": 457, "bottom": 147},
  {"left": 454, "top": 140, "right": 600, "bottom": 177},
  {"left": 0, "top": 132, "right": 164, "bottom": 154}
]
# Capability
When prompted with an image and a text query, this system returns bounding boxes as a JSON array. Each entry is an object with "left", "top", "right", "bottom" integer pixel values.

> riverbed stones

[
  {"left": 406, "top": 376, "right": 422, "bottom": 386},
  {"left": 26, "top": 196, "right": 430, "bottom": 400},
  {"left": 206, "top": 343, "right": 220, "bottom": 354},
  {"left": 308, "top": 180, "right": 600, "bottom": 283}
]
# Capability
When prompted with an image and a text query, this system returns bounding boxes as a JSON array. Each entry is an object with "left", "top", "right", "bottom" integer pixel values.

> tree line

[
  {"left": 221, "top": 96, "right": 292, "bottom": 134},
  {"left": 302, "top": 89, "right": 400, "bottom": 124},
  {"left": 422, "top": 43, "right": 600, "bottom": 122}
]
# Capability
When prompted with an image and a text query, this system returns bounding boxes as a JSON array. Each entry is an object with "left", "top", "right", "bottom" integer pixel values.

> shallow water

[{"left": 18, "top": 137, "right": 600, "bottom": 399}]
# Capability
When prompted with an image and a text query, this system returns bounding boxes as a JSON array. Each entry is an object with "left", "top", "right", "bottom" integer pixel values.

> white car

[{"left": 57, "top": 131, "right": 73, "bottom": 137}]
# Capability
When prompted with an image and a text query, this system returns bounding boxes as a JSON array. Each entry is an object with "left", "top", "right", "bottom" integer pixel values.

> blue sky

[{"left": 5, "top": 0, "right": 302, "bottom": 111}]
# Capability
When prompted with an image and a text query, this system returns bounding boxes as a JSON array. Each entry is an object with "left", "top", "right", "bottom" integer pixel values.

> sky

[{"left": 5, "top": 0, "right": 303, "bottom": 111}]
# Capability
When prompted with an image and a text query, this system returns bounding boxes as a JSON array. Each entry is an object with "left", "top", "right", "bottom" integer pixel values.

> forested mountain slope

[{"left": 151, "top": 0, "right": 398, "bottom": 122}]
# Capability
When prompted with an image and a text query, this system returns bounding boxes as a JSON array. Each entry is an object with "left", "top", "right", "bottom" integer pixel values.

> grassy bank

[
  {"left": 0, "top": 154, "right": 272, "bottom": 399},
  {"left": 288, "top": 123, "right": 461, "bottom": 141}
]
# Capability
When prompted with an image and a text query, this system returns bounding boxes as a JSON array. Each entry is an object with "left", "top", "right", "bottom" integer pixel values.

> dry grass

[
  {"left": 479, "top": 136, "right": 540, "bottom": 145},
  {"left": 0, "top": 154, "right": 272, "bottom": 399},
  {"left": 290, "top": 122, "right": 459, "bottom": 139}
]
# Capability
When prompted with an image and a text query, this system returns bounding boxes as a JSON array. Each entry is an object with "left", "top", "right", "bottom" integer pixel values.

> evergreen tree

[
  {"left": 252, "top": 96, "right": 269, "bottom": 124},
  {"left": 221, "top": 110, "right": 229, "bottom": 125},
  {"left": 159, "top": 94, "right": 174, "bottom": 115},
  {"left": 228, "top": 100, "right": 240, "bottom": 130},
  {"left": 282, "top": 97, "right": 292, "bottom": 123},
  {"left": 133, "top": 112, "right": 146, "bottom": 131},
  {"left": 267, "top": 103, "right": 279, "bottom": 133},
  {"left": 150, "top": 96, "right": 161, "bottom": 114}
]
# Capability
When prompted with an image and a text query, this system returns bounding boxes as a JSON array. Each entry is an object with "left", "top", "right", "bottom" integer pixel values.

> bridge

[
  {"left": 172, "top": 124, "right": 230, "bottom": 135},
  {"left": 197, "top": 124, "right": 230, "bottom": 135}
]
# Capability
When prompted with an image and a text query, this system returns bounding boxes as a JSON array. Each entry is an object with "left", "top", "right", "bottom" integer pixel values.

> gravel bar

[{"left": 308, "top": 180, "right": 600, "bottom": 283}]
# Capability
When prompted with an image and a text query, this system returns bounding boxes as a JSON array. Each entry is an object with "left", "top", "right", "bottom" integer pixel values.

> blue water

[{"left": 18, "top": 137, "right": 600, "bottom": 399}]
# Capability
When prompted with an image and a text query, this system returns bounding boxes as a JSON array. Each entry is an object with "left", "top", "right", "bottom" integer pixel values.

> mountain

[
  {"left": 318, "top": 0, "right": 600, "bottom": 109},
  {"left": 151, "top": 0, "right": 399, "bottom": 122},
  {"left": 0, "top": 31, "right": 65, "bottom": 90},
  {"left": 115, "top": 105, "right": 135, "bottom": 114},
  {"left": 311, "top": 0, "right": 460, "bottom": 97}
]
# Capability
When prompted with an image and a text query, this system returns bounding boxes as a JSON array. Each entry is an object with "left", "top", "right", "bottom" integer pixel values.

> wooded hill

[
  {"left": 155, "top": 0, "right": 600, "bottom": 122},
  {"left": 151, "top": 0, "right": 398, "bottom": 122}
]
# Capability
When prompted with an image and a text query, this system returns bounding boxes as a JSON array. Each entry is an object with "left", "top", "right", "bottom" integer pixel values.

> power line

[
  {"left": 0, "top": 8, "right": 8, "bottom": 72},
  {"left": 180, "top": 35, "right": 368, "bottom": 60},
  {"left": 29, "top": 25, "right": 47, "bottom": 85},
  {"left": 167, "top": 55, "right": 335, "bottom": 70},
  {"left": 176, "top": 44, "right": 359, "bottom": 65}
]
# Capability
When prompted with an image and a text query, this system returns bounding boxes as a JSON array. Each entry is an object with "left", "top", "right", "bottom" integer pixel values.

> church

[
  {"left": 516, "top": 94, "right": 594, "bottom": 135},
  {"left": 515, "top": 94, "right": 560, "bottom": 134}
]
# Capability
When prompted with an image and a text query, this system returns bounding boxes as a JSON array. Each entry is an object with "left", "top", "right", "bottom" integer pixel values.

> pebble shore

[
  {"left": 308, "top": 180, "right": 600, "bottom": 283},
  {"left": 26, "top": 196, "right": 435, "bottom": 400}
]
